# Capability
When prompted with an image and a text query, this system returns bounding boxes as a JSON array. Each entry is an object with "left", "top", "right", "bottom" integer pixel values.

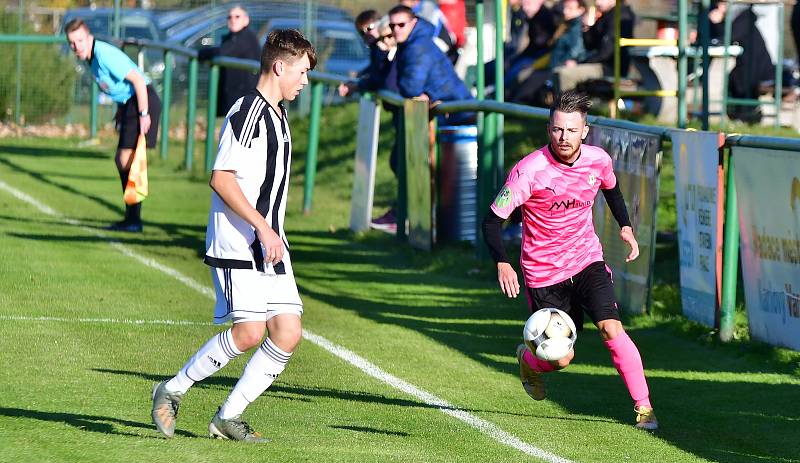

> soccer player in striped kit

[
  {"left": 482, "top": 90, "right": 658, "bottom": 430},
  {"left": 151, "top": 29, "right": 315, "bottom": 441}
]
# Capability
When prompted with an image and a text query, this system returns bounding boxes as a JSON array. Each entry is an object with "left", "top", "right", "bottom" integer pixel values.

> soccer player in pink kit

[{"left": 482, "top": 90, "right": 658, "bottom": 430}]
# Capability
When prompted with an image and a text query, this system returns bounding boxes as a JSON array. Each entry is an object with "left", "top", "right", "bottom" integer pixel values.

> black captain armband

[{"left": 601, "top": 182, "right": 632, "bottom": 229}]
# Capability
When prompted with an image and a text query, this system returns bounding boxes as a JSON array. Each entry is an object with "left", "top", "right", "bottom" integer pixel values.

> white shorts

[{"left": 210, "top": 252, "right": 303, "bottom": 325}]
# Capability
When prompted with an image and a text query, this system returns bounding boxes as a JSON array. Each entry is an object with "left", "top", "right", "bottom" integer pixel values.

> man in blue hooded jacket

[{"left": 389, "top": 4, "right": 473, "bottom": 126}]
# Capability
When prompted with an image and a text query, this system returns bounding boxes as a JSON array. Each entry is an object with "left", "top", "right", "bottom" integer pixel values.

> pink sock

[
  {"left": 605, "top": 331, "right": 652, "bottom": 408},
  {"left": 523, "top": 348, "right": 556, "bottom": 373}
]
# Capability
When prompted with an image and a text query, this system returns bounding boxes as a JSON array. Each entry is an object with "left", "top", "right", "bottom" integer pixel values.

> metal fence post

[
  {"left": 159, "top": 50, "right": 173, "bottom": 160},
  {"left": 720, "top": 150, "right": 738, "bottom": 341},
  {"left": 303, "top": 81, "right": 323, "bottom": 214},
  {"left": 678, "top": 0, "right": 688, "bottom": 128},
  {"left": 14, "top": 0, "right": 22, "bottom": 125},
  {"left": 205, "top": 63, "right": 220, "bottom": 172},
  {"left": 90, "top": 82, "right": 98, "bottom": 139},
  {"left": 184, "top": 56, "right": 198, "bottom": 170},
  {"left": 494, "top": 0, "right": 505, "bottom": 190}
]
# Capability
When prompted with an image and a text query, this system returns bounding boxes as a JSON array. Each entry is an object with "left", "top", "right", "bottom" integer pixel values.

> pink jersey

[{"left": 490, "top": 144, "right": 616, "bottom": 287}]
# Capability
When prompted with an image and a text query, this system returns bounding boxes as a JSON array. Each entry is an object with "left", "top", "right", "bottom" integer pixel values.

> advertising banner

[
  {"left": 586, "top": 126, "right": 661, "bottom": 314},
  {"left": 734, "top": 146, "right": 800, "bottom": 350},
  {"left": 671, "top": 131, "right": 722, "bottom": 327}
]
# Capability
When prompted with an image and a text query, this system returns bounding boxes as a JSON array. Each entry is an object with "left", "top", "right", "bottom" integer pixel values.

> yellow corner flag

[{"left": 123, "top": 135, "right": 149, "bottom": 205}]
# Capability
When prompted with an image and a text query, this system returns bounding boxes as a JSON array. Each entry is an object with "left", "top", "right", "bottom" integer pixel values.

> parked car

[
  {"left": 258, "top": 18, "right": 368, "bottom": 78},
  {"left": 62, "top": 7, "right": 169, "bottom": 92}
]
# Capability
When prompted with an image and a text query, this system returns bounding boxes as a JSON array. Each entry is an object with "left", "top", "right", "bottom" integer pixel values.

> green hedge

[{"left": 0, "top": 13, "right": 75, "bottom": 124}]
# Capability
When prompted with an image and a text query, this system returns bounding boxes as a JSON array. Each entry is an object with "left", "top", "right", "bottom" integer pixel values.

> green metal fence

[{"left": 2, "top": 5, "right": 799, "bottom": 346}]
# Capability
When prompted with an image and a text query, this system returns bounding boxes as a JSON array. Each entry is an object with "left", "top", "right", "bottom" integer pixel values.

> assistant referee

[{"left": 66, "top": 18, "right": 161, "bottom": 232}]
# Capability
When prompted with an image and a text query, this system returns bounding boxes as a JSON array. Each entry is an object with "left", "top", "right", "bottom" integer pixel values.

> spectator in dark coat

[
  {"left": 390, "top": 4, "right": 473, "bottom": 125},
  {"left": 487, "top": 0, "right": 556, "bottom": 90},
  {"left": 582, "top": 0, "right": 634, "bottom": 76},
  {"left": 708, "top": 1, "right": 776, "bottom": 122},
  {"left": 511, "top": 0, "right": 587, "bottom": 105},
  {"left": 198, "top": 5, "right": 260, "bottom": 116},
  {"left": 339, "top": 10, "right": 397, "bottom": 97},
  {"left": 550, "top": 0, "right": 587, "bottom": 68}
]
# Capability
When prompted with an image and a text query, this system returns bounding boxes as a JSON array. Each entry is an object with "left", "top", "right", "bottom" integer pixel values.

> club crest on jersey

[
  {"left": 494, "top": 186, "right": 512, "bottom": 208},
  {"left": 588, "top": 173, "right": 596, "bottom": 186}
]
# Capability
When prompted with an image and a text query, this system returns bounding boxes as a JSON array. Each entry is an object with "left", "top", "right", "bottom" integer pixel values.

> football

[{"left": 522, "top": 308, "right": 577, "bottom": 361}]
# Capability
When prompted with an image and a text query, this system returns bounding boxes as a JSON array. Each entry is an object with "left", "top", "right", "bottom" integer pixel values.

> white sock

[
  {"left": 165, "top": 329, "right": 242, "bottom": 394},
  {"left": 218, "top": 337, "right": 291, "bottom": 419}
]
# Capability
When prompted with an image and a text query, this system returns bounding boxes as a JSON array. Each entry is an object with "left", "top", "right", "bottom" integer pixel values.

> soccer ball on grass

[{"left": 522, "top": 308, "right": 577, "bottom": 362}]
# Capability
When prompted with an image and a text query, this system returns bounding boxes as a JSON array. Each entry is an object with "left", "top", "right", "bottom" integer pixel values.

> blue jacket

[
  {"left": 550, "top": 17, "right": 586, "bottom": 68},
  {"left": 395, "top": 19, "right": 471, "bottom": 103}
]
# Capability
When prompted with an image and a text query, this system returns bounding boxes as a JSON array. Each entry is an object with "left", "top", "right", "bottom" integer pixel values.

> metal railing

[{"left": 3, "top": 34, "right": 800, "bottom": 345}]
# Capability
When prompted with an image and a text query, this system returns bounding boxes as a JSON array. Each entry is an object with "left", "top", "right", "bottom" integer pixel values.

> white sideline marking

[{"left": 0, "top": 179, "right": 572, "bottom": 463}]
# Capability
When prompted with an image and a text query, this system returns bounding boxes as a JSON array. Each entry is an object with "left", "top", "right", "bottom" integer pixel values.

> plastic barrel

[{"left": 437, "top": 125, "right": 478, "bottom": 242}]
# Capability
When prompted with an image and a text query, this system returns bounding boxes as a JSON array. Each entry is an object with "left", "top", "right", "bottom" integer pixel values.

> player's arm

[
  {"left": 601, "top": 182, "right": 639, "bottom": 262},
  {"left": 482, "top": 210, "right": 520, "bottom": 298},
  {"left": 209, "top": 170, "right": 284, "bottom": 265},
  {"left": 124, "top": 69, "right": 150, "bottom": 135}
]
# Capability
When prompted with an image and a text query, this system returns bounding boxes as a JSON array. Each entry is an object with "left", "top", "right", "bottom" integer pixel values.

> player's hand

[
  {"left": 257, "top": 226, "right": 284, "bottom": 266},
  {"left": 497, "top": 262, "right": 520, "bottom": 298},
  {"left": 620, "top": 226, "right": 639, "bottom": 262},
  {"left": 338, "top": 83, "right": 352, "bottom": 97},
  {"left": 139, "top": 114, "right": 151, "bottom": 135}
]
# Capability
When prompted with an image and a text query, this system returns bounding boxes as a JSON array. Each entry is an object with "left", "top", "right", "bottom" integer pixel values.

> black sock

[{"left": 125, "top": 203, "right": 142, "bottom": 224}]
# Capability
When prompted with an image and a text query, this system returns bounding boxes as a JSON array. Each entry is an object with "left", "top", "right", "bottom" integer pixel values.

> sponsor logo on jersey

[{"left": 548, "top": 198, "right": 593, "bottom": 211}]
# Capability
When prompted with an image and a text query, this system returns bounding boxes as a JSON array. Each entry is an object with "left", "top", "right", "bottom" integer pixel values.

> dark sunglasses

[
  {"left": 389, "top": 22, "right": 407, "bottom": 29},
  {"left": 361, "top": 22, "right": 377, "bottom": 34}
]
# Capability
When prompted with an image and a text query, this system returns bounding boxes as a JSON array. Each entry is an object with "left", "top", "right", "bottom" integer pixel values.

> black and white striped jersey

[{"left": 204, "top": 89, "right": 292, "bottom": 274}]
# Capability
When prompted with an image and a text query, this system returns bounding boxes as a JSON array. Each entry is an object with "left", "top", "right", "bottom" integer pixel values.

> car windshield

[
  {"left": 259, "top": 21, "right": 367, "bottom": 62},
  {"left": 63, "top": 13, "right": 158, "bottom": 40}
]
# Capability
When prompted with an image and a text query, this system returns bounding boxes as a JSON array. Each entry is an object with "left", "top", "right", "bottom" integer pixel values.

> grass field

[{"left": 0, "top": 102, "right": 798, "bottom": 463}]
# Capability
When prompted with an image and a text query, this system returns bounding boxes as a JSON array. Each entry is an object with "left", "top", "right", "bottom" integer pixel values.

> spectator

[
  {"left": 555, "top": 0, "right": 633, "bottom": 93},
  {"left": 550, "top": 0, "right": 587, "bottom": 69},
  {"left": 390, "top": 5, "right": 473, "bottom": 124},
  {"left": 400, "top": 0, "right": 459, "bottom": 62},
  {"left": 338, "top": 10, "right": 397, "bottom": 97},
  {"left": 198, "top": 5, "right": 261, "bottom": 117},
  {"left": 709, "top": 1, "right": 776, "bottom": 123},
  {"left": 581, "top": 0, "right": 634, "bottom": 76},
  {"left": 438, "top": 0, "right": 468, "bottom": 48},
  {"left": 511, "top": 0, "right": 587, "bottom": 105},
  {"left": 369, "top": 5, "right": 474, "bottom": 233},
  {"left": 487, "top": 0, "right": 556, "bottom": 91},
  {"left": 65, "top": 18, "right": 161, "bottom": 233},
  {"left": 506, "top": 0, "right": 529, "bottom": 57},
  {"left": 338, "top": 10, "right": 402, "bottom": 233}
]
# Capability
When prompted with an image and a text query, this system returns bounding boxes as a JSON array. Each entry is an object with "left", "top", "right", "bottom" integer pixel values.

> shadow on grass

[
  {"left": 330, "top": 425, "right": 410, "bottom": 437},
  {"left": 288, "top": 229, "right": 800, "bottom": 463},
  {"left": 0, "top": 156, "right": 121, "bottom": 216},
  {"left": 91, "top": 369, "right": 534, "bottom": 419},
  {"left": 0, "top": 144, "right": 108, "bottom": 159},
  {"left": 6, "top": 219, "right": 206, "bottom": 258},
  {"left": 0, "top": 406, "right": 198, "bottom": 439}
]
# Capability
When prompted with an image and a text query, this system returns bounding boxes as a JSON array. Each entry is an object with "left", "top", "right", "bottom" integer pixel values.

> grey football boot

[
  {"left": 151, "top": 381, "right": 183, "bottom": 438},
  {"left": 209, "top": 409, "right": 269, "bottom": 443}
]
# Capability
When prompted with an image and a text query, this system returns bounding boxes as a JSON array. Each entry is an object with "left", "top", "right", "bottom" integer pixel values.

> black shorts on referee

[
  {"left": 526, "top": 261, "right": 621, "bottom": 330},
  {"left": 116, "top": 84, "right": 161, "bottom": 150}
]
